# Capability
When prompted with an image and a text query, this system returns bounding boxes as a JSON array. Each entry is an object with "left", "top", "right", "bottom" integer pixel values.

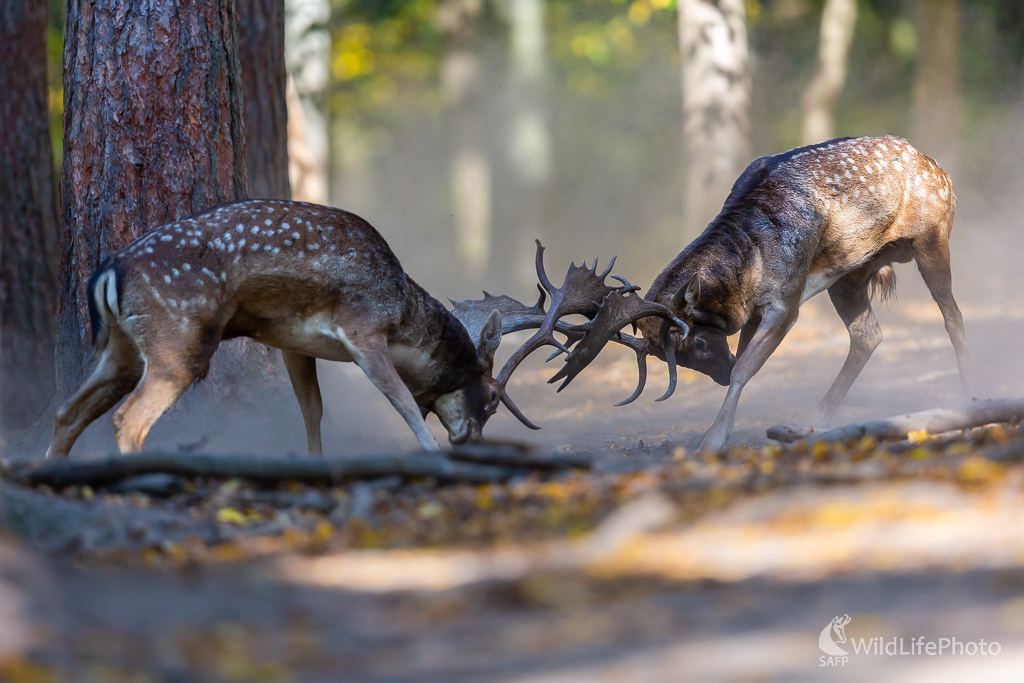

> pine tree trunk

[
  {"left": 801, "top": 0, "right": 858, "bottom": 145},
  {"left": 57, "top": 0, "right": 248, "bottom": 401},
  {"left": 677, "top": 0, "right": 750, "bottom": 240},
  {"left": 237, "top": 0, "right": 291, "bottom": 201},
  {"left": 0, "top": 0, "right": 59, "bottom": 440},
  {"left": 912, "top": 0, "right": 960, "bottom": 171}
]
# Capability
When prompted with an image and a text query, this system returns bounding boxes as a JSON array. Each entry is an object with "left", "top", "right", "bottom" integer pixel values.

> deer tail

[
  {"left": 86, "top": 261, "right": 123, "bottom": 350},
  {"left": 869, "top": 264, "right": 897, "bottom": 306}
]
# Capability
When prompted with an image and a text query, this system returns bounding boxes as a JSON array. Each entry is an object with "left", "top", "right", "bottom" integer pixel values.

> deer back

[
  {"left": 95, "top": 200, "right": 486, "bottom": 395},
  {"left": 646, "top": 135, "right": 954, "bottom": 333}
]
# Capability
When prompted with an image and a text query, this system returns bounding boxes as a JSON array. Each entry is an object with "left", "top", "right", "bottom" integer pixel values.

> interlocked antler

[
  {"left": 450, "top": 240, "right": 616, "bottom": 429},
  {"left": 547, "top": 279, "right": 689, "bottom": 405},
  {"left": 450, "top": 242, "right": 689, "bottom": 428},
  {"left": 495, "top": 241, "right": 617, "bottom": 384}
]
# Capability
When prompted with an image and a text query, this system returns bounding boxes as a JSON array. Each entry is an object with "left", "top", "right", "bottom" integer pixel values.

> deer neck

[
  {"left": 389, "top": 278, "right": 483, "bottom": 402},
  {"left": 648, "top": 227, "right": 758, "bottom": 336}
]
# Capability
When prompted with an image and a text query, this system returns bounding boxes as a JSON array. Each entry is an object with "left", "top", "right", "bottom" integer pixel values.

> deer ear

[
  {"left": 671, "top": 274, "right": 701, "bottom": 313},
  {"left": 478, "top": 309, "right": 502, "bottom": 370}
]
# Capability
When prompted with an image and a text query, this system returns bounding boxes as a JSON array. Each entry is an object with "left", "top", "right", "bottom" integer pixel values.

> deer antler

[
  {"left": 450, "top": 243, "right": 688, "bottom": 428},
  {"left": 495, "top": 241, "right": 616, "bottom": 382},
  {"left": 547, "top": 279, "right": 689, "bottom": 404},
  {"left": 450, "top": 240, "right": 617, "bottom": 429}
]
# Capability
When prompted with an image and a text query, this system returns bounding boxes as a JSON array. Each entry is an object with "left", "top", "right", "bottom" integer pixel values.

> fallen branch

[
  {"left": 8, "top": 451, "right": 541, "bottom": 489},
  {"left": 768, "top": 397, "right": 1024, "bottom": 445},
  {"left": 978, "top": 437, "right": 1024, "bottom": 463},
  {"left": 450, "top": 443, "right": 594, "bottom": 470}
]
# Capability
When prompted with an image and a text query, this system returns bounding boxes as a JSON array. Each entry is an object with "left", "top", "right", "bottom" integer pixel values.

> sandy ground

[{"left": 1, "top": 289, "right": 1023, "bottom": 680}]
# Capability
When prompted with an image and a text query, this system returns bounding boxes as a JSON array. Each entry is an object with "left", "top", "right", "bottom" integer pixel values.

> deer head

[
  {"left": 431, "top": 308, "right": 504, "bottom": 444},
  {"left": 634, "top": 274, "right": 736, "bottom": 387},
  {"left": 450, "top": 241, "right": 689, "bottom": 426}
]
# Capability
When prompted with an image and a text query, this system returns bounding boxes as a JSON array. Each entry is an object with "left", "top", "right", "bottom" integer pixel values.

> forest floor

[{"left": 1, "top": 293, "right": 1024, "bottom": 682}]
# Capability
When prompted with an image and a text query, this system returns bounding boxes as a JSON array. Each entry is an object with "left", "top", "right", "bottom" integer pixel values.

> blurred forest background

[{"left": 33, "top": 0, "right": 1024, "bottom": 292}]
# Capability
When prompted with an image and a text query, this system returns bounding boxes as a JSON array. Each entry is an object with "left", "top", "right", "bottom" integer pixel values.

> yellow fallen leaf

[
  {"left": 313, "top": 520, "right": 333, "bottom": 543},
  {"left": 0, "top": 655, "right": 60, "bottom": 683},
  {"left": 959, "top": 457, "right": 1003, "bottom": 484},
  {"left": 908, "top": 430, "right": 927, "bottom": 444},
  {"left": 812, "top": 441, "right": 829, "bottom": 460},
  {"left": 476, "top": 488, "right": 495, "bottom": 510},
  {"left": 217, "top": 507, "right": 249, "bottom": 526},
  {"left": 81, "top": 485, "right": 94, "bottom": 500}
]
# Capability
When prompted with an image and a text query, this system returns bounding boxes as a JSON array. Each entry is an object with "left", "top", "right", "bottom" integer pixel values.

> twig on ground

[{"left": 767, "top": 397, "right": 1024, "bottom": 445}]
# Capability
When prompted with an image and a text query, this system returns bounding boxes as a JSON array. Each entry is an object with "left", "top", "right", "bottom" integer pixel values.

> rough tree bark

[
  {"left": 678, "top": 0, "right": 750, "bottom": 240},
  {"left": 57, "top": 0, "right": 248, "bottom": 401},
  {"left": 801, "top": 0, "right": 857, "bottom": 145},
  {"left": 912, "top": 0, "right": 960, "bottom": 171},
  {"left": 0, "top": 0, "right": 59, "bottom": 440},
  {"left": 237, "top": 0, "right": 291, "bottom": 201},
  {"left": 439, "top": 0, "right": 492, "bottom": 275}
]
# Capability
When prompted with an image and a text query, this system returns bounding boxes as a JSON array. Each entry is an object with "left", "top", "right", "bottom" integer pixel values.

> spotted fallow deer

[
  {"left": 48, "top": 200, "right": 541, "bottom": 458},
  {"left": 548, "top": 136, "right": 972, "bottom": 451}
]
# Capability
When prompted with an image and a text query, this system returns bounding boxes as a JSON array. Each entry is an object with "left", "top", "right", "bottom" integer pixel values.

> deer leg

[
  {"left": 736, "top": 311, "right": 762, "bottom": 358},
  {"left": 48, "top": 334, "right": 144, "bottom": 458},
  {"left": 808, "top": 270, "right": 881, "bottom": 427},
  {"left": 913, "top": 233, "right": 973, "bottom": 399},
  {"left": 111, "top": 338, "right": 214, "bottom": 453},
  {"left": 282, "top": 351, "right": 323, "bottom": 456},
  {"left": 699, "top": 305, "right": 799, "bottom": 452},
  {"left": 343, "top": 333, "right": 440, "bottom": 450}
]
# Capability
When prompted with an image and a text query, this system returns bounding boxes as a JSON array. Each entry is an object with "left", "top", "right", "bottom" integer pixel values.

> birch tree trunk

[
  {"left": 508, "top": 0, "right": 551, "bottom": 186},
  {"left": 57, "top": 0, "right": 248, "bottom": 401},
  {"left": 440, "top": 0, "right": 492, "bottom": 275},
  {"left": 0, "top": 0, "right": 59, "bottom": 440},
  {"left": 912, "top": 0, "right": 960, "bottom": 172},
  {"left": 801, "top": 0, "right": 858, "bottom": 145},
  {"left": 238, "top": 0, "right": 291, "bottom": 201},
  {"left": 505, "top": 0, "right": 552, "bottom": 287},
  {"left": 678, "top": 0, "right": 750, "bottom": 240},
  {"left": 284, "top": 0, "right": 330, "bottom": 204}
]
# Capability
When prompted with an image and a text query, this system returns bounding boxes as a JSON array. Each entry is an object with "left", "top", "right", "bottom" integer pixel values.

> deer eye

[{"left": 695, "top": 338, "right": 707, "bottom": 351}]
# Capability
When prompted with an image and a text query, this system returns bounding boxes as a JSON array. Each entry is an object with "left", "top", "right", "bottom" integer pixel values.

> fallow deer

[
  {"left": 48, "top": 200, "right": 540, "bottom": 458},
  {"left": 553, "top": 136, "right": 972, "bottom": 451}
]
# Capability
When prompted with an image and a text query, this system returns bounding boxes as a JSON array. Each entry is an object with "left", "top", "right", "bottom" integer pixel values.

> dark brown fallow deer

[
  {"left": 49, "top": 201, "right": 531, "bottom": 458},
  {"left": 552, "top": 136, "right": 972, "bottom": 451}
]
